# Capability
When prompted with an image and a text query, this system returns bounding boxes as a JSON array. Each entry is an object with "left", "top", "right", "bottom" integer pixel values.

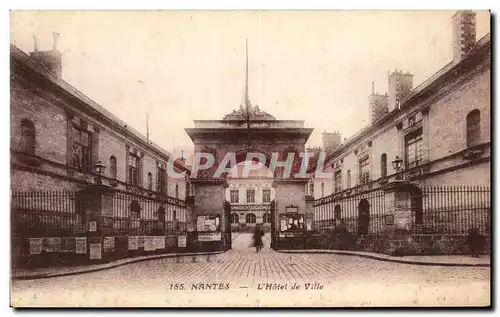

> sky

[{"left": 10, "top": 10, "right": 490, "bottom": 160}]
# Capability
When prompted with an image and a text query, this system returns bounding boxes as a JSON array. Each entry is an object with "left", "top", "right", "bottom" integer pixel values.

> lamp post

[
  {"left": 392, "top": 156, "right": 404, "bottom": 181},
  {"left": 94, "top": 160, "right": 106, "bottom": 185}
]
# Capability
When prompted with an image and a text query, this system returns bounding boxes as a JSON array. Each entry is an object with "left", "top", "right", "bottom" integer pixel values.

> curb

[
  {"left": 12, "top": 251, "right": 226, "bottom": 281},
  {"left": 277, "top": 250, "right": 491, "bottom": 267}
]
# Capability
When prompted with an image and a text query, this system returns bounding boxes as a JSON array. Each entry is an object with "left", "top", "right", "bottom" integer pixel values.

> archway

[{"left": 358, "top": 199, "right": 370, "bottom": 235}]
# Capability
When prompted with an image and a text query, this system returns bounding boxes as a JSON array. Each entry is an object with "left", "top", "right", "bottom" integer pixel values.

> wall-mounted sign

[
  {"left": 103, "top": 237, "right": 115, "bottom": 253},
  {"left": 45, "top": 237, "right": 62, "bottom": 252},
  {"left": 89, "top": 221, "right": 97, "bottom": 232},
  {"left": 198, "top": 232, "right": 221, "bottom": 241},
  {"left": 61, "top": 237, "right": 76, "bottom": 253},
  {"left": 75, "top": 237, "right": 87, "bottom": 254},
  {"left": 286, "top": 206, "right": 298, "bottom": 213},
  {"left": 29, "top": 238, "right": 43, "bottom": 255},
  {"left": 178, "top": 235, "right": 187, "bottom": 248},
  {"left": 144, "top": 236, "right": 155, "bottom": 251},
  {"left": 128, "top": 236, "right": 138, "bottom": 250},
  {"left": 385, "top": 214, "right": 395, "bottom": 226},
  {"left": 89, "top": 243, "right": 102, "bottom": 260}
]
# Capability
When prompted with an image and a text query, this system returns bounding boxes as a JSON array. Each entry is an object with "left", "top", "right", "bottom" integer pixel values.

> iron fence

[
  {"left": 410, "top": 185, "right": 490, "bottom": 235},
  {"left": 313, "top": 189, "right": 386, "bottom": 234},
  {"left": 11, "top": 190, "right": 188, "bottom": 237},
  {"left": 11, "top": 190, "right": 85, "bottom": 236}
]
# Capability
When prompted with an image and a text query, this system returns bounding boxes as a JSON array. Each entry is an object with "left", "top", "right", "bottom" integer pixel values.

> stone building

[
  {"left": 309, "top": 11, "right": 490, "bottom": 249},
  {"left": 10, "top": 37, "right": 191, "bottom": 265},
  {"left": 311, "top": 11, "right": 490, "bottom": 199},
  {"left": 225, "top": 163, "right": 275, "bottom": 231}
]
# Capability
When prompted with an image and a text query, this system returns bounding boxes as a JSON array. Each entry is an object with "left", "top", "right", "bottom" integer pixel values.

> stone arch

[{"left": 358, "top": 199, "right": 370, "bottom": 235}]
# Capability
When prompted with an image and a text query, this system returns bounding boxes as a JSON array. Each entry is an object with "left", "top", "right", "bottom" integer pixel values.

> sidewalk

[
  {"left": 278, "top": 249, "right": 491, "bottom": 267},
  {"left": 12, "top": 251, "right": 225, "bottom": 281}
]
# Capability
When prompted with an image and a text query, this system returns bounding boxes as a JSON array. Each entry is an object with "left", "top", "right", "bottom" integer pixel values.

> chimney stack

[
  {"left": 388, "top": 70, "right": 413, "bottom": 111},
  {"left": 322, "top": 131, "right": 342, "bottom": 154},
  {"left": 29, "top": 32, "right": 62, "bottom": 78},
  {"left": 369, "top": 81, "right": 389, "bottom": 124},
  {"left": 452, "top": 10, "right": 477, "bottom": 63}
]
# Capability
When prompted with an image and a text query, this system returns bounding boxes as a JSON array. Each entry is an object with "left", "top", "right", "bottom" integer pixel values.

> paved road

[{"left": 11, "top": 233, "right": 490, "bottom": 307}]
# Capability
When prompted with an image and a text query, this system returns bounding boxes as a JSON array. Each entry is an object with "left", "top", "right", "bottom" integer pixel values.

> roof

[{"left": 318, "top": 33, "right": 491, "bottom": 169}]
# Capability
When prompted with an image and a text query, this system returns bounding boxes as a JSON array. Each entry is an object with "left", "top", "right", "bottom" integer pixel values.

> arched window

[
  {"left": 175, "top": 184, "right": 179, "bottom": 199},
  {"left": 347, "top": 170, "right": 351, "bottom": 189},
  {"left": 466, "top": 109, "right": 481, "bottom": 147},
  {"left": 130, "top": 200, "right": 141, "bottom": 219},
  {"left": 263, "top": 213, "right": 272, "bottom": 224},
  {"left": 147, "top": 172, "right": 153, "bottom": 190},
  {"left": 109, "top": 156, "right": 117, "bottom": 179},
  {"left": 20, "top": 119, "right": 36, "bottom": 154},
  {"left": 380, "top": 153, "right": 387, "bottom": 178},
  {"left": 231, "top": 213, "right": 239, "bottom": 224},
  {"left": 246, "top": 213, "right": 256, "bottom": 224}
]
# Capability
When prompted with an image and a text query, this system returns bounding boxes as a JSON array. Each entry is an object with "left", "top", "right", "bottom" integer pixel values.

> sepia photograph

[{"left": 8, "top": 9, "right": 491, "bottom": 307}]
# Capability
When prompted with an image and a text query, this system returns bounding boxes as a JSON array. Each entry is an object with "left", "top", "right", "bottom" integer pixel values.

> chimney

[
  {"left": 452, "top": 10, "right": 477, "bottom": 63},
  {"left": 322, "top": 131, "right": 342, "bottom": 153},
  {"left": 29, "top": 32, "right": 62, "bottom": 78},
  {"left": 388, "top": 70, "right": 413, "bottom": 111},
  {"left": 369, "top": 81, "right": 389, "bottom": 124}
]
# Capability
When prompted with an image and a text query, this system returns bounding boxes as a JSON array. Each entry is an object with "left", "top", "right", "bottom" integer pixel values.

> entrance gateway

[{"left": 184, "top": 42, "right": 314, "bottom": 251}]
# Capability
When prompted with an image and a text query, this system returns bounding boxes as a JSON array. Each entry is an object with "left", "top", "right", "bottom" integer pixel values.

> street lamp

[
  {"left": 94, "top": 160, "right": 106, "bottom": 184},
  {"left": 392, "top": 156, "right": 403, "bottom": 180}
]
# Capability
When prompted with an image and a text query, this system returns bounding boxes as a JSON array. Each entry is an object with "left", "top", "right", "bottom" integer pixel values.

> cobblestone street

[{"left": 11, "top": 234, "right": 490, "bottom": 307}]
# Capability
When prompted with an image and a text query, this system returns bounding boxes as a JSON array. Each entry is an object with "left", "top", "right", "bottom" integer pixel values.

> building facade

[
  {"left": 308, "top": 11, "right": 490, "bottom": 254},
  {"left": 10, "top": 39, "right": 191, "bottom": 266},
  {"left": 311, "top": 11, "right": 490, "bottom": 199}
]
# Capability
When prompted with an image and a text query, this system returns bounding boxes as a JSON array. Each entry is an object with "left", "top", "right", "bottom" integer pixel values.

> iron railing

[{"left": 409, "top": 186, "right": 490, "bottom": 235}]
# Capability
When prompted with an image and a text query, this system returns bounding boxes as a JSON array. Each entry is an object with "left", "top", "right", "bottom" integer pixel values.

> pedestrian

[{"left": 253, "top": 224, "right": 265, "bottom": 253}]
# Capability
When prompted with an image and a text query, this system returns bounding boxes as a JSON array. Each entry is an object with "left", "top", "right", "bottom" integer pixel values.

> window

[
  {"left": 175, "top": 184, "right": 179, "bottom": 199},
  {"left": 310, "top": 182, "right": 314, "bottom": 195},
  {"left": 72, "top": 124, "right": 92, "bottom": 172},
  {"left": 231, "top": 213, "right": 239, "bottom": 224},
  {"left": 359, "top": 157, "right": 370, "bottom": 185},
  {"left": 128, "top": 152, "right": 140, "bottom": 186},
  {"left": 109, "top": 156, "right": 117, "bottom": 179},
  {"left": 246, "top": 213, "right": 256, "bottom": 223},
  {"left": 466, "top": 109, "right": 481, "bottom": 147},
  {"left": 405, "top": 127, "right": 423, "bottom": 168},
  {"left": 262, "top": 189, "right": 271, "bottom": 203},
  {"left": 380, "top": 153, "right": 387, "bottom": 178},
  {"left": 334, "top": 171, "right": 342, "bottom": 193},
  {"left": 347, "top": 170, "right": 351, "bottom": 189},
  {"left": 157, "top": 163, "right": 167, "bottom": 194},
  {"left": 263, "top": 213, "right": 272, "bottom": 224},
  {"left": 157, "top": 206, "right": 166, "bottom": 229},
  {"left": 230, "top": 190, "right": 239, "bottom": 203},
  {"left": 20, "top": 119, "right": 36, "bottom": 154},
  {"left": 147, "top": 172, "right": 153, "bottom": 190},
  {"left": 246, "top": 189, "right": 255, "bottom": 203},
  {"left": 130, "top": 200, "right": 140, "bottom": 219},
  {"left": 321, "top": 182, "right": 324, "bottom": 197}
]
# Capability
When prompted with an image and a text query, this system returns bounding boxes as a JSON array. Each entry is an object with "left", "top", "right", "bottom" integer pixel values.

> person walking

[{"left": 253, "top": 224, "right": 265, "bottom": 253}]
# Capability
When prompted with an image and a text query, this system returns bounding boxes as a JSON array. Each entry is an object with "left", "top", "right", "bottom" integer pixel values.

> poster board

[
  {"left": 29, "top": 238, "right": 43, "bottom": 255},
  {"left": 128, "top": 236, "right": 139, "bottom": 250},
  {"left": 103, "top": 237, "right": 115, "bottom": 253},
  {"left": 89, "top": 243, "right": 102, "bottom": 260},
  {"left": 75, "top": 237, "right": 87, "bottom": 254},
  {"left": 144, "top": 236, "right": 155, "bottom": 251},
  {"left": 178, "top": 235, "right": 187, "bottom": 248}
]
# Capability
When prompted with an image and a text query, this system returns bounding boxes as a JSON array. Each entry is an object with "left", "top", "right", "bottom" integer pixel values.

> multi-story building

[
  {"left": 311, "top": 10, "right": 490, "bottom": 198},
  {"left": 224, "top": 163, "right": 275, "bottom": 232},
  {"left": 309, "top": 11, "right": 490, "bottom": 250},
  {"left": 10, "top": 36, "right": 191, "bottom": 265}
]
